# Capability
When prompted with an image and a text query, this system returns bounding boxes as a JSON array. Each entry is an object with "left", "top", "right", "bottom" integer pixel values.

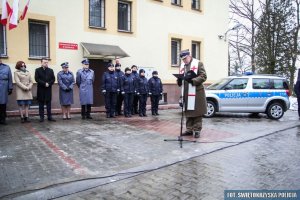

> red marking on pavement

[
  {"left": 116, "top": 116, "right": 237, "bottom": 141},
  {"left": 24, "top": 124, "right": 86, "bottom": 175}
]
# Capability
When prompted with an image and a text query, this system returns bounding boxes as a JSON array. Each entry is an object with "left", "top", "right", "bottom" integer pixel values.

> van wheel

[
  {"left": 205, "top": 101, "right": 216, "bottom": 118},
  {"left": 267, "top": 102, "right": 284, "bottom": 120}
]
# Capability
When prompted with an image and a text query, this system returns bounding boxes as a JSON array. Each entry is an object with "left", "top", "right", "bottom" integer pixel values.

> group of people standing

[
  {"left": 0, "top": 57, "right": 163, "bottom": 124},
  {"left": 101, "top": 60, "right": 163, "bottom": 118}
]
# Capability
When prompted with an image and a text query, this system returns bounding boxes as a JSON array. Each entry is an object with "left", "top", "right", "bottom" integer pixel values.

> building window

[
  {"left": 29, "top": 21, "right": 49, "bottom": 58},
  {"left": 0, "top": 23, "right": 7, "bottom": 57},
  {"left": 192, "top": 0, "right": 200, "bottom": 10},
  {"left": 192, "top": 41, "right": 200, "bottom": 60},
  {"left": 171, "top": 0, "right": 181, "bottom": 6},
  {"left": 118, "top": 1, "right": 131, "bottom": 32},
  {"left": 171, "top": 39, "right": 181, "bottom": 66},
  {"left": 89, "top": 0, "right": 105, "bottom": 28}
]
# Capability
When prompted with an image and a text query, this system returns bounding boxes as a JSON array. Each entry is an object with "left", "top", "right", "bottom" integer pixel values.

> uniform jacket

[
  {"left": 183, "top": 58, "right": 207, "bottom": 117},
  {"left": 35, "top": 67, "right": 55, "bottom": 102},
  {"left": 14, "top": 70, "right": 33, "bottom": 100},
  {"left": 58, "top": 71, "right": 75, "bottom": 105},
  {"left": 101, "top": 71, "right": 119, "bottom": 92},
  {"left": 0, "top": 63, "right": 13, "bottom": 104},
  {"left": 121, "top": 74, "right": 135, "bottom": 93},
  {"left": 136, "top": 76, "right": 149, "bottom": 94},
  {"left": 76, "top": 68, "right": 94, "bottom": 105},
  {"left": 148, "top": 76, "right": 163, "bottom": 95}
]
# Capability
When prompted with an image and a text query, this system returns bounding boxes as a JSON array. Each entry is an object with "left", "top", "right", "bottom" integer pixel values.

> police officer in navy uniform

[
  {"left": 102, "top": 63, "right": 119, "bottom": 118},
  {"left": 76, "top": 59, "right": 95, "bottom": 119},
  {"left": 121, "top": 67, "right": 135, "bottom": 117},
  {"left": 131, "top": 65, "right": 139, "bottom": 115},
  {"left": 115, "top": 63, "right": 124, "bottom": 115},
  {"left": 136, "top": 69, "right": 149, "bottom": 117},
  {"left": 294, "top": 69, "right": 300, "bottom": 119},
  {"left": 0, "top": 59, "right": 13, "bottom": 125},
  {"left": 148, "top": 71, "right": 163, "bottom": 116}
]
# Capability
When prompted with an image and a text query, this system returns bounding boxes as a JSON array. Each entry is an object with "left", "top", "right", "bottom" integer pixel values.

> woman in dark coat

[
  {"left": 57, "top": 62, "right": 75, "bottom": 120},
  {"left": 294, "top": 69, "right": 300, "bottom": 119}
]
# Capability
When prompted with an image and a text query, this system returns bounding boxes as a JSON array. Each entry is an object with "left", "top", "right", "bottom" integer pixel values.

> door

[{"left": 89, "top": 59, "right": 111, "bottom": 107}]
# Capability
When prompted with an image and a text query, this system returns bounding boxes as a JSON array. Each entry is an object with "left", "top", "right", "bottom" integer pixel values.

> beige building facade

[{"left": 1, "top": 0, "right": 229, "bottom": 110}]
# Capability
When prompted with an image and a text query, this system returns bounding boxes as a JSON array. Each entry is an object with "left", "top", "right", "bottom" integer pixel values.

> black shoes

[
  {"left": 48, "top": 118, "right": 56, "bottom": 122},
  {"left": 39, "top": 118, "right": 44, "bottom": 122},
  {"left": 194, "top": 131, "right": 200, "bottom": 138},
  {"left": 86, "top": 115, "right": 93, "bottom": 119},
  {"left": 182, "top": 131, "right": 193, "bottom": 136},
  {"left": 0, "top": 120, "right": 7, "bottom": 125}
]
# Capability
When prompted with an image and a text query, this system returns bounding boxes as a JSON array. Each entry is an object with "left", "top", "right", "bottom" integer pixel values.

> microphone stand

[{"left": 164, "top": 95, "right": 196, "bottom": 148}]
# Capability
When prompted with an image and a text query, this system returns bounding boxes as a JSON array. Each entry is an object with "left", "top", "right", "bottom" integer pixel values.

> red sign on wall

[{"left": 58, "top": 42, "right": 78, "bottom": 50}]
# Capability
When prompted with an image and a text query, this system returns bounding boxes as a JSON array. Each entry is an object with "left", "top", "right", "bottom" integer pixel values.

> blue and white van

[{"left": 205, "top": 74, "right": 290, "bottom": 119}]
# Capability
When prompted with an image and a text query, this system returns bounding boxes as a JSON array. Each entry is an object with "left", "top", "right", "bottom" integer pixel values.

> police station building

[{"left": 1, "top": 0, "right": 229, "bottom": 111}]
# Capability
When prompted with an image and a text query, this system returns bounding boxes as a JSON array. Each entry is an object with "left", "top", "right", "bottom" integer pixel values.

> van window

[
  {"left": 271, "top": 79, "right": 288, "bottom": 89},
  {"left": 224, "top": 78, "right": 248, "bottom": 90}
]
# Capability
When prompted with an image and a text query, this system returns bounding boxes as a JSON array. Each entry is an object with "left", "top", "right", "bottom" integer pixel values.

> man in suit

[{"left": 35, "top": 58, "right": 56, "bottom": 122}]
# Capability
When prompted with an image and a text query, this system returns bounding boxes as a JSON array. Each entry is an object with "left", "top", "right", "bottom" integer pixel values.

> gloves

[
  {"left": 8, "top": 89, "right": 12, "bottom": 95},
  {"left": 160, "top": 93, "right": 163, "bottom": 96},
  {"left": 102, "top": 90, "right": 106, "bottom": 95},
  {"left": 137, "top": 92, "right": 140, "bottom": 96},
  {"left": 148, "top": 92, "right": 152, "bottom": 96},
  {"left": 177, "top": 78, "right": 182, "bottom": 87},
  {"left": 121, "top": 91, "right": 125, "bottom": 95}
]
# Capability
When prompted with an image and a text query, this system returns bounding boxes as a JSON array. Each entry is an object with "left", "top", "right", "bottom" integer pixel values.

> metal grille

[
  {"left": 171, "top": 39, "right": 181, "bottom": 66},
  {"left": 192, "top": 0, "right": 200, "bottom": 10},
  {"left": 118, "top": 1, "right": 131, "bottom": 31},
  {"left": 89, "top": 0, "right": 105, "bottom": 28},
  {"left": 0, "top": 24, "right": 7, "bottom": 56},
  {"left": 192, "top": 41, "right": 200, "bottom": 60},
  {"left": 29, "top": 21, "right": 49, "bottom": 58}
]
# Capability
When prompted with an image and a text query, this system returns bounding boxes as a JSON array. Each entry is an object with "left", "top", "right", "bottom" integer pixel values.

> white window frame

[
  {"left": 191, "top": 0, "right": 200, "bottom": 10},
  {"left": 29, "top": 21, "right": 49, "bottom": 59},
  {"left": 89, "top": 0, "right": 105, "bottom": 28},
  {"left": 118, "top": 1, "right": 132, "bottom": 32},
  {"left": 171, "top": 0, "right": 181, "bottom": 6},
  {"left": 171, "top": 39, "right": 181, "bottom": 67},
  {"left": 0, "top": 24, "right": 7, "bottom": 57},
  {"left": 192, "top": 41, "right": 200, "bottom": 60}
]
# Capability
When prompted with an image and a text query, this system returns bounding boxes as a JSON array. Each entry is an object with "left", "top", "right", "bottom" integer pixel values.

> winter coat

[
  {"left": 101, "top": 71, "right": 119, "bottom": 93},
  {"left": 57, "top": 71, "right": 75, "bottom": 105},
  {"left": 136, "top": 76, "right": 149, "bottom": 94},
  {"left": 35, "top": 67, "right": 55, "bottom": 102},
  {"left": 183, "top": 58, "right": 207, "bottom": 117},
  {"left": 148, "top": 77, "right": 163, "bottom": 95},
  {"left": 76, "top": 68, "right": 94, "bottom": 105},
  {"left": 14, "top": 70, "right": 33, "bottom": 100},
  {"left": 121, "top": 74, "right": 135, "bottom": 93},
  {"left": 0, "top": 63, "right": 13, "bottom": 104}
]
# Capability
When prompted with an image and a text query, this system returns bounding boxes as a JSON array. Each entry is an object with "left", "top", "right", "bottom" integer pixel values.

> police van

[{"left": 205, "top": 74, "right": 290, "bottom": 119}]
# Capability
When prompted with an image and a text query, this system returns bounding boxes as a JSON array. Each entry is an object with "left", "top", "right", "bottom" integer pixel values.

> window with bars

[
  {"left": 0, "top": 23, "right": 7, "bottom": 56},
  {"left": 89, "top": 0, "right": 105, "bottom": 28},
  {"left": 192, "top": 0, "right": 200, "bottom": 10},
  {"left": 192, "top": 41, "right": 200, "bottom": 60},
  {"left": 29, "top": 21, "right": 49, "bottom": 58},
  {"left": 118, "top": 1, "right": 131, "bottom": 32},
  {"left": 171, "top": 39, "right": 181, "bottom": 66},
  {"left": 171, "top": 0, "right": 181, "bottom": 6}
]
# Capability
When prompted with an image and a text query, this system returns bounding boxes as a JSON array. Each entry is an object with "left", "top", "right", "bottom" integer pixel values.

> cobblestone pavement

[
  {"left": 59, "top": 127, "right": 300, "bottom": 200},
  {"left": 0, "top": 110, "right": 299, "bottom": 199}
]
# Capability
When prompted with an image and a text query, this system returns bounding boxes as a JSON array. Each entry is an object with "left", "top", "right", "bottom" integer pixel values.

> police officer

[
  {"left": 294, "top": 69, "right": 300, "bottom": 119},
  {"left": 57, "top": 62, "right": 75, "bottom": 120},
  {"left": 148, "top": 71, "right": 163, "bottom": 116},
  {"left": 0, "top": 59, "right": 13, "bottom": 125},
  {"left": 131, "top": 65, "right": 139, "bottom": 114},
  {"left": 121, "top": 67, "right": 135, "bottom": 117},
  {"left": 76, "top": 59, "right": 94, "bottom": 119},
  {"left": 101, "top": 63, "right": 118, "bottom": 118},
  {"left": 136, "top": 69, "right": 149, "bottom": 117},
  {"left": 115, "top": 63, "right": 124, "bottom": 115}
]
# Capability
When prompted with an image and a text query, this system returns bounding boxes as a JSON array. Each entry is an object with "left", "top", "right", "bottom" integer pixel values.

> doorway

[{"left": 89, "top": 59, "right": 111, "bottom": 107}]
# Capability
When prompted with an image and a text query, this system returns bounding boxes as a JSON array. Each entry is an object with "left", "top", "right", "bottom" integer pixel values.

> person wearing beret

[
  {"left": 121, "top": 67, "right": 135, "bottom": 117},
  {"left": 177, "top": 49, "right": 207, "bottom": 138},
  {"left": 0, "top": 59, "right": 13, "bottom": 125},
  {"left": 114, "top": 60, "right": 125, "bottom": 116},
  {"left": 148, "top": 71, "right": 163, "bottom": 116},
  {"left": 131, "top": 65, "right": 139, "bottom": 115},
  {"left": 14, "top": 61, "right": 33, "bottom": 123},
  {"left": 57, "top": 62, "right": 75, "bottom": 120},
  {"left": 136, "top": 69, "right": 149, "bottom": 117},
  {"left": 35, "top": 58, "right": 56, "bottom": 122},
  {"left": 76, "top": 59, "right": 94, "bottom": 119},
  {"left": 101, "top": 63, "right": 118, "bottom": 118}
]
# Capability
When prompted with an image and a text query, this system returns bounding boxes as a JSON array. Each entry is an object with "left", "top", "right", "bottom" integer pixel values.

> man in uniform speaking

[{"left": 176, "top": 49, "right": 207, "bottom": 138}]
